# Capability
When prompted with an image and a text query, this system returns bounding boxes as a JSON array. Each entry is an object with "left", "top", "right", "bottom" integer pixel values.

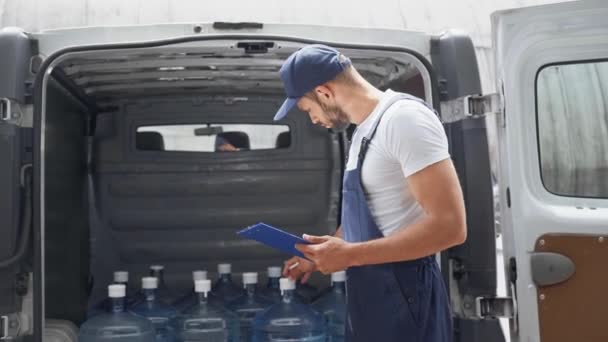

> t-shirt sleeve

[{"left": 384, "top": 102, "right": 451, "bottom": 178}]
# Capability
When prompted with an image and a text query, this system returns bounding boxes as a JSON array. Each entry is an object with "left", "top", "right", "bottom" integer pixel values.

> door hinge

[
  {"left": 440, "top": 93, "right": 502, "bottom": 123},
  {"left": 475, "top": 295, "right": 516, "bottom": 319},
  {"left": 0, "top": 314, "right": 23, "bottom": 340},
  {"left": 0, "top": 98, "right": 12, "bottom": 121},
  {"left": 0, "top": 315, "right": 8, "bottom": 340}
]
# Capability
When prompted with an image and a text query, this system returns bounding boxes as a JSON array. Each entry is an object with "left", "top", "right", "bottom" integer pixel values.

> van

[{"left": 1, "top": 1, "right": 607, "bottom": 341}]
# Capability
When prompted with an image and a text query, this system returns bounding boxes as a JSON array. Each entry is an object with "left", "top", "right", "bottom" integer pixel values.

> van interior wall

[
  {"left": 393, "top": 73, "right": 426, "bottom": 100},
  {"left": 87, "top": 95, "right": 340, "bottom": 306},
  {"left": 41, "top": 44, "right": 429, "bottom": 318},
  {"left": 44, "top": 80, "right": 91, "bottom": 324}
]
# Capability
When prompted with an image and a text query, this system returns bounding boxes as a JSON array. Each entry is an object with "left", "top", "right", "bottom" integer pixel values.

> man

[
  {"left": 214, "top": 131, "right": 250, "bottom": 152},
  {"left": 274, "top": 45, "right": 466, "bottom": 341},
  {"left": 215, "top": 135, "right": 238, "bottom": 151}
]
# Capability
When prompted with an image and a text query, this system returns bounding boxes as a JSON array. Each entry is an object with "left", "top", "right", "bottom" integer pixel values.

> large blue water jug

[
  {"left": 312, "top": 271, "right": 347, "bottom": 342},
  {"left": 172, "top": 271, "right": 208, "bottom": 312},
  {"left": 258, "top": 267, "right": 282, "bottom": 304},
  {"left": 79, "top": 284, "right": 156, "bottom": 342},
  {"left": 227, "top": 272, "right": 272, "bottom": 340},
  {"left": 148, "top": 265, "right": 179, "bottom": 305},
  {"left": 89, "top": 271, "right": 137, "bottom": 317},
  {"left": 252, "top": 278, "right": 326, "bottom": 342},
  {"left": 172, "top": 279, "right": 240, "bottom": 342},
  {"left": 211, "top": 263, "right": 244, "bottom": 304},
  {"left": 264, "top": 265, "right": 320, "bottom": 304},
  {"left": 259, "top": 266, "right": 309, "bottom": 304},
  {"left": 130, "top": 277, "right": 178, "bottom": 342}
]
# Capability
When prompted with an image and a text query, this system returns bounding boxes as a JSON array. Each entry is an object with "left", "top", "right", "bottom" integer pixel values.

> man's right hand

[
  {"left": 283, "top": 256, "right": 317, "bottom": 283},
  {"left": 284, "top": 227, "right": 342, "bottom": 282}
]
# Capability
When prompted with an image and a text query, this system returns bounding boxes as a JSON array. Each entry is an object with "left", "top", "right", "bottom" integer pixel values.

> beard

[{"left": 319, "top": 102, "right": 351, "bottom": 133}]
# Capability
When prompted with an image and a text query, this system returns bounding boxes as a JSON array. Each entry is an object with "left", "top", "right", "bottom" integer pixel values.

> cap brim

[{"left": 273, "top": 97, "right": 299, "bottom": 121}]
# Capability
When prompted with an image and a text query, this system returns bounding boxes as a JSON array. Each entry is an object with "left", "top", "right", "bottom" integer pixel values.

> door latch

[
  {"left": 475, "top": 295, "right": 516, "bottom": 319},
  {"left": 0, "top": 98, "right": 11, "bottom": 121},
  {"left": 1, "top": 315, "right": 8, "bottom": 340}
]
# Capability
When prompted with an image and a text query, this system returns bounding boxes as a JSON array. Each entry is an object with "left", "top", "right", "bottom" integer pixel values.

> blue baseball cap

[{"left": 273, "top": 44, "right": 352, "bottom": 121}]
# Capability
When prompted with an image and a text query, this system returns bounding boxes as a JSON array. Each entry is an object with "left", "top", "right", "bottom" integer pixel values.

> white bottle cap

[
  {"left": 142, "top": 277, "right": 158, "bottom": 289},
  {"left": 279, "top": 278, "right": 296, "bottom": 292},
  {"left": 267, "top": 266, "right": 282, "bottom": 278},
  {"left": 108, "top": 284, "right": 126, "bottom": 298},
  {"left": 149, "top": 265, "right": 164, "bottom": 272},
  {"left": 242, "top": 272, "right": 258, "bottom": 285},
  {"left": 195, "top": 279, "right": 212, "bottom": 294},
  {"left": 331, "top": 271, "right": 346, "bottom": 283},
  {"left": 193, "top": 270, "right": 208, "bottom": 281},
  {"left": 218, "top": 263, "right": 231, "bottom": 275},
  {"left": 113, "top": 271, "right": 129, "bottom": 283}
]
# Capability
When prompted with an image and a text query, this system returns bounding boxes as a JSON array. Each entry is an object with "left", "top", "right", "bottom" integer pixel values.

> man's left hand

[{"left": 295, "top": 234, "right": 355, "bottom": 274}]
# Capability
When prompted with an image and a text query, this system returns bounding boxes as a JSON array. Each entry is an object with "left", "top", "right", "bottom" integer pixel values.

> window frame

[
  {"left": 535, "top": 57, "right": 608, "bottom": 199},
  {"left": 135, "top": 122, "right": 292, "bottom": 153},
  {"left": 130, "top": 119, "right": 296, "bottom": 160}
]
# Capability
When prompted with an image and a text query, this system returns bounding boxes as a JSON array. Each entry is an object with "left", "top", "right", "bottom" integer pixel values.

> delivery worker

[{"left": 276, "top": 44, "right": 466, "bottom": 342}]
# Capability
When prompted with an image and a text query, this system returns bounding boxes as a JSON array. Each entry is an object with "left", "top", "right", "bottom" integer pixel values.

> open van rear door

[
  {"left": 0, "top": 27, "right": 34, "bottom": 339},
  {"left": 493, "top": 1, "right": 608, "bottom": 341}
]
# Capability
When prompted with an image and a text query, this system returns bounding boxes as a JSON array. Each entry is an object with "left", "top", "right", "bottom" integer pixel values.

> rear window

[
  {"left": 536, "top": 60, "right": 608, "bottom": 198},
  {"left": 136, "top": 123, "right": 291, "bottom": 152}
]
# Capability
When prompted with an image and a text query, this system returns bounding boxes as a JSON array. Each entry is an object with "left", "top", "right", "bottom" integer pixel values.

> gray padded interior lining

[
  {"left": 44, "top": 81, "right": 90, "bottom": 324},
  {"left": 88, "top": 96, "right": 341, "bottom": 305},
  {"left": 54, "top": 43, "right": 421, "bottom": 109}
]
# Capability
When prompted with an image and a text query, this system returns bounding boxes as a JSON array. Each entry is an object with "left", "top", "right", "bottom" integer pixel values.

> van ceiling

[{"left": 51, "top": 41, "right": 421, "bottom": 108}]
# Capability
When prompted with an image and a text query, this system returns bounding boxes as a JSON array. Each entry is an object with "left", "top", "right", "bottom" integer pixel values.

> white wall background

[{"left": 1, "top": 0, "right": 572, "bottom": 93}]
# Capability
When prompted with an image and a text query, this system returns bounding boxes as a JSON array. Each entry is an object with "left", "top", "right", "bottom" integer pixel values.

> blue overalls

[{"left": 342, "top": 93, "right": 453, "bottom": 342}]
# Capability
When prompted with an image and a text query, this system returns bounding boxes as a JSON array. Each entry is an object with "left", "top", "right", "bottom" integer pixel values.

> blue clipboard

[{"left": 237, "top": 222, "right": 311, "bottom": 259}]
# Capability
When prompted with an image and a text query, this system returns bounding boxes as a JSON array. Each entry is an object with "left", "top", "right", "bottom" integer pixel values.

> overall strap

[{"left": 358, "top": 93, "right": 428, "bottom": 164}]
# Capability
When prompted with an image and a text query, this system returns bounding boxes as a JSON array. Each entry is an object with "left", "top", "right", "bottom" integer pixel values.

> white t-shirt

[{"left": 346, "top": 90, "right": 450, "bottom": 237}]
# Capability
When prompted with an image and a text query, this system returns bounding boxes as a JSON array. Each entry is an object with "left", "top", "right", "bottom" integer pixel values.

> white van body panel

[
  {"left": 493, "top": 1, "right": 608, "bottom": 341},
  {"left": 30, "top": 23, "right": 431, "bottom": 60}
]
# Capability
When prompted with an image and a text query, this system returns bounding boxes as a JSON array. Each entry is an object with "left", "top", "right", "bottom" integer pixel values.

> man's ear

[{"left": 314, "top": 84, "right": 334, "bottom": 101}]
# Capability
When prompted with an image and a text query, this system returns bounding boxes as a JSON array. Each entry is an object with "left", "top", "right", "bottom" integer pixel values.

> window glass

[
  {"left": 537, "top": 61, "right": 608, "bottom": 197},
  {"left": 136, "top": 124, "right": 291, "bottom": 152}
]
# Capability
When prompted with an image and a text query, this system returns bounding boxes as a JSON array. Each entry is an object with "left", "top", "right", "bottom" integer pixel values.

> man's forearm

[{"left": 346, "top": 214, "right": 465, "bottom": 267}]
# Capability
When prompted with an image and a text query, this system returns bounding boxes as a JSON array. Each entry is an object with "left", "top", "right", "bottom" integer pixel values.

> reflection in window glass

[
  {"left": 136, "top": 124, "right": 290, "bottom": 152},
  {"left": 537, "top": 61, "right": 608, "bottom": 197}
]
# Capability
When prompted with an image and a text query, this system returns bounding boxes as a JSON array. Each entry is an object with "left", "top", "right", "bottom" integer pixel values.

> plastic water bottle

[
  {"left": 312, "top": 271, "right": 347, "bottom": 342},
  {"left": 172, "top": 279, "right": 240, "bottom": 342},
  {"left": 173, "top": 271, "right": 208, "bottom": 312},
  {"left": 252, "top": 278, "right": 326, "bottom": 342},
  {"left": 89, "top": 271, "right": 135, "bottom": 317},
  {"left": 79, "top": 284, "right": 156, "bottom": 342},
  {"left": 258, "top": 266, "right": 283, "bottom": 304},
  {"left": 114, "top": 271, "right": 141, "bottom": 307},
  {"left": 130, "top": 277, "right": 178, "bottom": 342},
  {"left": 149, "top": 265, "right": 178, "bottom": 305},
  {"left": 228, "top": 272, "right": 272, "bottom": 340},
  {"left": 114, "top": 271, "right": 129, "bottom": 287},
  {"left": 211, "top": 263, "right": 244, "bottom": 304},
  {"left": 260, "top": 266, "right": 309, "bottom": 304}
]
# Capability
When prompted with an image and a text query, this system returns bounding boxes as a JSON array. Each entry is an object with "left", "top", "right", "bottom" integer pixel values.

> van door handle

[
  {"left": 1, "top": 315, "right": 8, "bottom": 340},
  {"left": 530, "top": 252, "right": 575, "bottom": 286}
]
